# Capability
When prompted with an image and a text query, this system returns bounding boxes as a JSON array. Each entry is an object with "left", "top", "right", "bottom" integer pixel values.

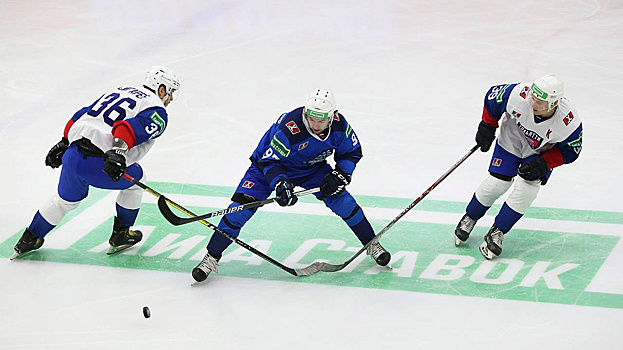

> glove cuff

[{"left": 111, "top": 138, "right": 129, "bottom": 157}]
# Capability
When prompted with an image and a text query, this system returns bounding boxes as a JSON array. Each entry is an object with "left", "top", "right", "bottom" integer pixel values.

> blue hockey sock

[
  {"left": 348, "top": 216, "right": 375, "bottom": 245},
  {"left": 28, "top": 211, "right": 55, "bottom": 238},
  {"left": 466, "top": 194, "right": 490, "bottom": 220},
  {"left": 494, "top": 203, "right": 523, "bottom": 233},
  {"left": 116, "top": 203, "right": 139, "bottom": 227}
]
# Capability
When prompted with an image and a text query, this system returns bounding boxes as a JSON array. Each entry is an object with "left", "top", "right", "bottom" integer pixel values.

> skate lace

[
  {"left": 366, "top": 242, "right": 386, "bottom": 259},
  {"left": 460, "top": 215, "right": 476, "bottom": 232},
  {"left": 491, "top": 230, "right": 504, "bottom": 246},
  {"left": 198, "top": 254, "right": 219, "bottom": 274}
]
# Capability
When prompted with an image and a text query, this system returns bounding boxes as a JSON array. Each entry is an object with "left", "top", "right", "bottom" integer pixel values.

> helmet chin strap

[{"left": 161, "top": 93, "right": 171, "bottom": 105}]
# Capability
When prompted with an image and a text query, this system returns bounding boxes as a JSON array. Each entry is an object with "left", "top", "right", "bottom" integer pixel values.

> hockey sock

[
  {"left": 206, "top": 203, "right": 257, "bottom": 257},
  {"left": 494, "top": 203, "right": 523, "bottom": 233},
  {"left": 348, "top": 216, "right": 375, "bottom": 245},
  {"left": 28, "top": 211, "right": 55, "bottom": 238},
  {"left": 465, "top": 194, "right": 490, "bottom": 220},
  {"left": 116, "top": 204, "right": 139, "bottom": 227}
]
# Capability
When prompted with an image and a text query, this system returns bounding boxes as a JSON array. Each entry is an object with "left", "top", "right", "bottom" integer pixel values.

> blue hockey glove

[
  {"left": 275, "top": 179, "right": 298, "bottom": 207},
  {"left": 45, "top": 138, "right": 69, "bottom": 168},
  {"left": 320, "top": 168, "right": 351, "bottom": 198},
  {"left": 518, "top": 157, "right": 548, "bottom": 182}
]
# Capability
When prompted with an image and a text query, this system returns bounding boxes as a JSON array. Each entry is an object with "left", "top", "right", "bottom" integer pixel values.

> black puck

[{"left": 143, "top": 306, "right": 151, "bottom": 318}]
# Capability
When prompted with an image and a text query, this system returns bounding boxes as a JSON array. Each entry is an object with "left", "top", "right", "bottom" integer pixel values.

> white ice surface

[{"left": 1, "top": 1, "right": 622, "bottom": 349}]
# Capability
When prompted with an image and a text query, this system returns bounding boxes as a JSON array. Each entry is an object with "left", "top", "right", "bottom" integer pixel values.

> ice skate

[
  {"left": 10, "top": 229, "right": 44, "bottom": 260},
  {"left": 479, "top": 225, "right": 504, "bottom": 260},
  {"left": 455, "top": 214, "right": 477, "bottom": 246},
  {"left": 366, "top": 240, "right": 391, "bottom": 266},
  {"left": 107, "top": 216, "right": 143, "bottom": 255},
  {"left": 192, "top": 252, "right": 220, "bottom": 282}
]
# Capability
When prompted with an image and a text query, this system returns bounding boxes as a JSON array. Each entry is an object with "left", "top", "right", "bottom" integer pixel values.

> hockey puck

[{"left": 142, "top": 306, "right": 151, "bottom": 318}]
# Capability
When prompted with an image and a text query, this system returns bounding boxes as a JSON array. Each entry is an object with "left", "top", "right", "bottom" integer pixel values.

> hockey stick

[
  {"left": 122, "top": 173, "right": 300, "bottom": 276},
  {"left": 294, "top": 144, "right": 480, "bottom": 276},
  {"left": 157, "top": 187, "right": 320, "bottom": 226}
]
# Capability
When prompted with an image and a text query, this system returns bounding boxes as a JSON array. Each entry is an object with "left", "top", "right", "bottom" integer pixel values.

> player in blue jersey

[
  {"left": 192, "top": 89, "right": 391, "bottom": 282},
  {"left": 454, "top": 75, "right": 583, "bottom": 259},
  {"left": 11, "top": 66, "right": 180, "bottom": 259}
]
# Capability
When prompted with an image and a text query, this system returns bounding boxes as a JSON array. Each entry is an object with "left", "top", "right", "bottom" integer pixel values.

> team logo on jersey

[
  {"left": 487, "top": 84, "right": 510, "bottom": 103},
  {"left": 147, "top": 110, "right": 166, "bottom": 139},
  {"left": 492, "top": 158, "right": 502, "bottom": 167},
  {"left": 286, "top": 121, "right": 300, "bottom": 134},
  {"left": 305, "top": 149, "right": 334, "bottom": 166},
  {"left": 563, "top": 111, "right": 575, "bottom": 126},
  {"left": 546, "top": 129, "right": 552, "bottom": 138},
  {"left": 270, "top": 135, "right": 290, "bottom": 158},
  {"left": 242, "top": 181, "right": 255, "bottom": 189},
  {"left": 298, "top": 141, "right": 309, "bottom": 151},
  {"left": 511, "top": 110, "right": 522, "bottom": 119},
  {"left": 517, "top": 121, "right": 543, "bottom": 149},
  {"left": 519, "top": 86, "right": 530, "bottom": 99},
  {"left": 567, "top": 131, "right": 583, "bottom": 154},
  {"left": 345, "top": 124, "right": 353, "bottom": 137},
  {"left": 333, "top": 114, "right": 340, "bottom": 122}
]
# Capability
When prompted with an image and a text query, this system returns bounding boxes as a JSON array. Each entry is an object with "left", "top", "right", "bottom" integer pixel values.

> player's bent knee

[
  {"left": 39, "top": 194, "right": 81, "bottom": 225},
  {"left": 475, "top": 174, "right": 513, "bottom": 207},
  {"left": 506, "top": 177, "right": 541, "bottom": 214},
  {"left": 231, "top": 192, "right": 259, "bottom": 205}
]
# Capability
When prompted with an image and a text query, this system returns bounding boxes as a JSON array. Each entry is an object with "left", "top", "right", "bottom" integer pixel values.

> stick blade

[
  {"left": 294, "top": 261, "right": 347, "bottom": 276},
  {"left": 157, "top": 196, "right": 186, "bottom": 225}
]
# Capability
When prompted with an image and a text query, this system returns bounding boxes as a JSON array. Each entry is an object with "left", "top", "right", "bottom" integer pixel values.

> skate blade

[
  {"left": 106, "top": 244, "right": 133, "bottom": 255},
  {"left": 455, "top": 236, "right": 463, "bottom": 246},
  {"left": 479, "top": 241, "right": 496, "bottom": 260},
  {"left": 10, "top": 249, "right": 36, "bottom": 260}
]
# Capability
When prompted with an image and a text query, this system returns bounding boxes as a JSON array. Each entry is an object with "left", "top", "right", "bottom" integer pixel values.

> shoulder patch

[
  {"left": 270, "top": 135, "right": 290, "bottom": 158},
  {"left": 567, "top": 130, "right": 582, "bottom": 148},
  {"left": 345, "top": 123, "right": 353, "bottom": 137},
  {"left": 563, "top": 111, "right": 575, "bottom": 126},
  {"left": 149, "top": 110, "right": 166, "bottom": 136},
  {"left": 286, "top": 120, "right": 300, "bottom": 134},
  {"left": 496, "top": 84, "right": 511, "bottom": 103}
]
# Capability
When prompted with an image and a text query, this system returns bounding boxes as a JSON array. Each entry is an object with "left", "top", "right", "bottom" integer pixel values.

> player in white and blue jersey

[
  {"left": 11, "top": 66, "right": 180, "bottom": 259},
  {"left": 192, "top": 89, "right": 391, "bottom": 282},
  {"left": 454, "top": 75, "right": 583, "bottom": 259}
]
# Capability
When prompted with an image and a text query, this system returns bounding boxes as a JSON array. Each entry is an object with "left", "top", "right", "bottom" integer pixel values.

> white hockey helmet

[
  {"left": 531, "top": 74, "right": 564, "bottom": 110},
  {"left": 304, "top": 88, "right": 337, "bottom": 120},
  {"left": 143, "top": 65, "right": 180, "bottom": 104}
]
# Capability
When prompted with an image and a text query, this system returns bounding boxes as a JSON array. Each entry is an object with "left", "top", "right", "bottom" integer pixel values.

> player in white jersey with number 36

[
  {"left": 11, "top": 66, "right": 180, "bottom": 259},
  {"left": 454, "top": 75, "right": 583, "bottom": 259}
]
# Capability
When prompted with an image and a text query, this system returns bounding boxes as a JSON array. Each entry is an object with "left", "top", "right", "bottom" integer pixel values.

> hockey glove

[
  {"left": 320, "top": 168, "right": 351, "bottom": 198},
  {"left": 475, "top": 121, "right": 496, "bottom": 152},
  {"left": 518, "top": 157, "right": 549, "bottom": 182},
  {"left": 103, "top": 150, "right": 127, "bottom": 182},
  {"left": 275, "top": 180, "right": 298, "bottom": 207},
  {"left": 45, "top": 138, "right": 69, "bottom": 169}
]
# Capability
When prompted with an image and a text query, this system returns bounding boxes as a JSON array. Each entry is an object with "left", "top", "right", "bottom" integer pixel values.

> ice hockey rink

[{"left": 1, "top": 0, "right": 622, "bottom": 349}]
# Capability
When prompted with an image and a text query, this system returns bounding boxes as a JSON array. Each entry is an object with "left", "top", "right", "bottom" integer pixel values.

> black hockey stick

[
  {"left": 294, "top": 145, "right": 480, "bottom": 276},
  {"left": 157, "top": 187, "right": 320, "bottom": 226},
  {"left": 122, "top": 173, "right": 300, "bottom": 276}
]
